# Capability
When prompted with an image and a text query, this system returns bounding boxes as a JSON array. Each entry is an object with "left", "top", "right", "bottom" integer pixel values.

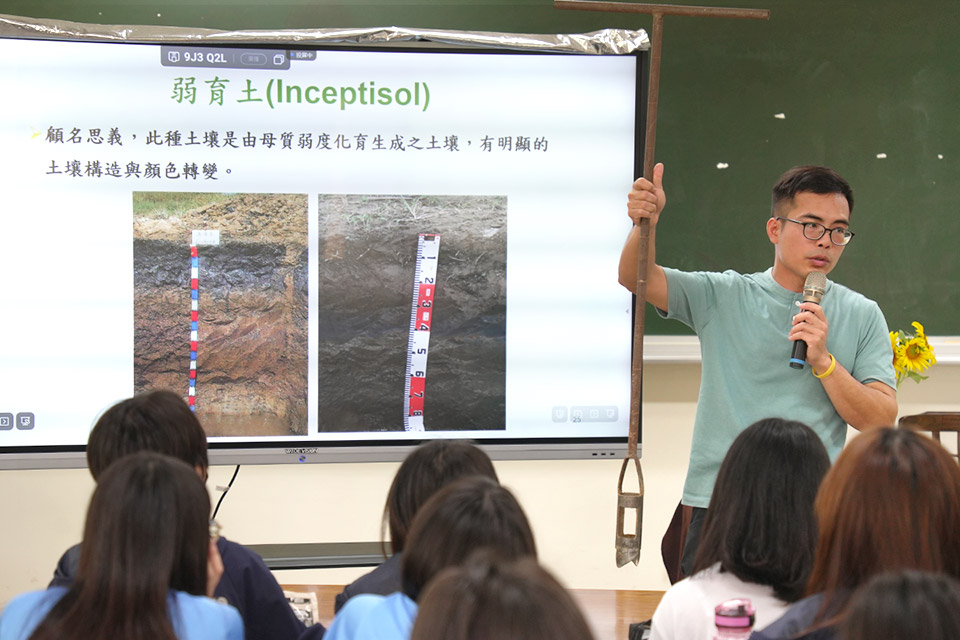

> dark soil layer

[
  {"left": 133, "top": 193, "right": 308, "bottom": 436},
  {"left": 317, "top": 195, "right": 507, "bottom": 432}
]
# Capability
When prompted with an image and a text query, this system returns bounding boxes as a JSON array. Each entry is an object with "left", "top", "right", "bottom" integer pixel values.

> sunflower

[
  {"left": 902, "top": 337, "right": 934, "bottom": 373},
  {"left": 890, "top": 322, "right": 936, "bottom": 387}
]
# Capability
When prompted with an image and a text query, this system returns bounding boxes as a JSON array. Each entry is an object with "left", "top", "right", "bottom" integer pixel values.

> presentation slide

[{"left": 0, "top": 36, "right": 638, "bottom": 451}]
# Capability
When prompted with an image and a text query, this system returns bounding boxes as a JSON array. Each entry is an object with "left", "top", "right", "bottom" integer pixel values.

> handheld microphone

[{"left": 789, "top": 271, "right": 827, "bottom": 369}]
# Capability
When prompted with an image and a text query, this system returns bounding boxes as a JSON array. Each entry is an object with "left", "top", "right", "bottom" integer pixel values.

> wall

[{"left": 3, "top": 362, "right": 959, "bottom": 607}]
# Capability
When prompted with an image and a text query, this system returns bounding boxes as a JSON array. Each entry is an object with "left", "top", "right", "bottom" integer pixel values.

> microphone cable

[{"left": 212, "top": 464, "right": 241, "bottom": 520}]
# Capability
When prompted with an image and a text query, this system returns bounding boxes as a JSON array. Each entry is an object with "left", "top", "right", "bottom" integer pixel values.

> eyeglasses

[{"left": 777, "top": 217, "right": 854, "bottom": 246}]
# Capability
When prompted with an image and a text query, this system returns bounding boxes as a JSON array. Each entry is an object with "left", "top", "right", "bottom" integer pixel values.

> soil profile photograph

[
  {"left": 133, "top": 192, "right": 308, "bottom": 436},
  {"left": 317, "top": 194, "right": 506, "bottom": 432}
]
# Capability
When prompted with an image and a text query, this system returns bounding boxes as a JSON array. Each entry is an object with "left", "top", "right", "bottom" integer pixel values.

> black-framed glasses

[{"left": 777, "top": 216, "right": 854, "bottom": 246}]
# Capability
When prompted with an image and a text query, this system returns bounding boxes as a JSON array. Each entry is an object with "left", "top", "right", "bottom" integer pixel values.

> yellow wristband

[{"left": 812, "top": 353, "right": 837, "bottom": 379}]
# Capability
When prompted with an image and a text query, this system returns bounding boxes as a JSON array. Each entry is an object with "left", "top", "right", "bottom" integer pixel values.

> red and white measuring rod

[
  {"left": 403, "top": 233, "right": 440, "bottom": 432},
  {"left": 188, "top": 230, "right": 219, "bottom": 411},
  {"left": 188, "top": 245, "right": 199, "bottom": 410}
]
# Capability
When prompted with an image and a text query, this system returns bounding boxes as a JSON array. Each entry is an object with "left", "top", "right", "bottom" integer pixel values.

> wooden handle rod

[{"left": 555, "top": 1, "right": 769, "bottom": 20}]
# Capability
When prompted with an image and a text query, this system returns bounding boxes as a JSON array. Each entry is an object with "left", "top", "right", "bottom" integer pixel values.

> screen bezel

[{"left": 0, "top": 26, "right": 648, "bottom": 468}]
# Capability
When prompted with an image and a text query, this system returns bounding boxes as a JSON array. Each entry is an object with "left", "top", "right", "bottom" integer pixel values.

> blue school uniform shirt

[
  {"left": 0, "top": 586, "right": 243, "bottom": 640},
  {"left": 660, "top": 267, "right": 896, "bottom": 508},
  {"left": 321, "top": 592, "right": 417, "bottom": 640},
  {"left": 334, "top": 553, "right": 402, "bottom": 613},
  {"left": 49, "top": 536, "right": 309, "bottom": 640}
]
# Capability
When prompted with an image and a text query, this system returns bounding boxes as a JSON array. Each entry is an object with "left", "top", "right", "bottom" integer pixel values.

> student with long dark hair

[
  {"left": 321, "top": 475, "right": 536, "bottom": 640},
  {"left": 754, "top": 428, "right": 960, "bottom": 639},
  {"left": 411, "top": 552, "right": 595, "bottom": 640},
  {"left": 0, "top": 452, "right": 242, "bottom": 640},
  {"left": 333, "top": 440, "right": 498, "bottom": 613},
  {"left": 48, "top": 390, "right": 308, "bottom": 640},
  {"left": 650, "top": 418, "right": 830, "bottom": 639}
]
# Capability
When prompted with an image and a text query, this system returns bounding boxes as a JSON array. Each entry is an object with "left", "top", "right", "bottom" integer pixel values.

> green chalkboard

[
  {"left": 637, "top": 0, "right": 960, "bottom": 338},
  {"left": 4, "top": 0, "right": 958, "bottom": 335}
]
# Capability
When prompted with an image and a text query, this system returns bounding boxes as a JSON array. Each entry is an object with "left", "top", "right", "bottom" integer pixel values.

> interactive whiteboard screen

[{"left": 0, "top": 34, "right": 643, "bottom": 466}]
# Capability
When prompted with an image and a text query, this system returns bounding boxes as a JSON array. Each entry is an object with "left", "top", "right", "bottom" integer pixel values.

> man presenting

[{"left": 619, "top": 164, "right": 897, "bottom": 576}]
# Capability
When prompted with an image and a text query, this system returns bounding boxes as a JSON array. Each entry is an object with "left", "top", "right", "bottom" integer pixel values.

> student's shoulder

[
  {"left": 49, "top": 543, "right": 82, "bottom": 588},
  {"left": 0, "top": 588, "right": 68, "bottom": 640},
  {"left": 217, "top": 536, "right": 272, "bottom": 573},
  {"left": 173, "top": 591, "right": 244, "bottom": 639},
  {"left": 214, "top": 535, "right": 308, "bottom": 639},
  {"left": 324, "top": 594, "right": 390, "bottom": 640},
  {"left": 217, "top": 535, "right": 251, "bottom": 558},
  {"left": 753, "top": 593, "right": 825, "bottom": 639},
  {"left": 174, "top": 590, "right": 238, "bottom": 614},
  {"left": 3, "top": 588, "right": 61, "bottom": 612},
  {"left": 337, "top": 554, "right": 402, "bottom": 607},
  {"left": 340, "top": 593, "right": 391, "bottom": 617},
  {"left": 657, "top": 564, "right": 723, "bottom": 606},
  {"left": 346, "top": 593, "right": 414, "bottom": 640},
  {"left": 337, "top": 593, "right": 409, "bottom": 623}
]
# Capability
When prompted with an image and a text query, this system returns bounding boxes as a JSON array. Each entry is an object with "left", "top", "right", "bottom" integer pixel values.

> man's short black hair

[{"left": 772, "top": 165, "right": 854, "bottom": 217}]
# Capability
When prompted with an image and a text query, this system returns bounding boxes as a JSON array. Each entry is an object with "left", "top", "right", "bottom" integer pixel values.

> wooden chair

[{"left": 898, "top": 412, "right": 960, "bottom": 461}]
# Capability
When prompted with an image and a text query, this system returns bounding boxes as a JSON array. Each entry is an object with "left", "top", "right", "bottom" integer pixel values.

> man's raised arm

[{"left": 618, "top": 162, "right": 669, "bottom": 311}]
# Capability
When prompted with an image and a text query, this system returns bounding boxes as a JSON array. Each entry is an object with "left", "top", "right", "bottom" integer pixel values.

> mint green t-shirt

[{"left": 660, "top": 267, "right": 896, "bottom": 508}]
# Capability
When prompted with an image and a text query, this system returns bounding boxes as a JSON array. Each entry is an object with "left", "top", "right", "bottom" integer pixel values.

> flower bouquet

[{"left": 890, "top": 321, "right": 937, "bottom": 387}]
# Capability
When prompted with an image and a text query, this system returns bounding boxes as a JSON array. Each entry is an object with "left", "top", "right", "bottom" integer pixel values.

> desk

[{"left": 283, "top": 584, "right": 663, "bottom": 640}]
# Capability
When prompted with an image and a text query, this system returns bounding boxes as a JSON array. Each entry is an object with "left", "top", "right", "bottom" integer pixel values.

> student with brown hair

[
  {"left": 753, "top": 427, "right": 960, "bottom": 640},
  {"left": 411, "top": 552, "right": 595, "bottom": 640},
  {"left": 48, "top": 390, "right": 308, "bottom": 640},
  {"left": 837, "top": 570, "right": 960, "bottom": 640},
  {"left": 321, "top": 475, "right": 536, "bottom": 640},
  {"left": 334, "top": 440, "right": 498, "bottom": 612},
  {"left": 650, "top": 418, "right": 830, "bottom": 639},
  {"left": 0, "top": 453, "right": 242, "bottom": 640}
]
